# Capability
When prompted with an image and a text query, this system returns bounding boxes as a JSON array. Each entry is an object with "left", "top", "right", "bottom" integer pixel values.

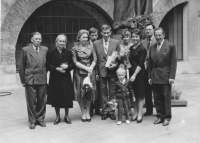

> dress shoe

[
  {"left": 82, "top": 118, "right": 87, "bottom": 122},
  {"left": 86, "top": 118, "right": 91, "bottom": 122},
  {"left": 54, "top": 118, "right": 61, "bottom": 125},
  {"left": 131, "top": 116, "right": 137, "bottom": 121},
  {"left": 110, "top": 114, "right": 116, "bottom": 120},
  {"left": 38, "top": 121, "right": 46, "bottom": 127},
  {"left": 64, "top": 117, "right": 72, "bottom": 124},
  {"left": 144, "top": 112, "right": 153, "bottom": 116},
  {"left": 137, "top": 115, "right": 143, "bottom": 123},
  {"left": 29, "top": 123, "right": 36, "bottom": 129},
  {"left": 101, "top": 114, "right": 108, "bottom": 120},
  {"left": 163, "top": 120, "right": 170, "bottom": 126},
  {"left": 154, "top": 118, "right": 164, "bottom": 124}
]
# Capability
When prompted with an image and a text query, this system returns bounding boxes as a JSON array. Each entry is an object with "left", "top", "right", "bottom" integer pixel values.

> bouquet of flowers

[
  {"left": 118, "top": 46, "right": 132, "bottom": 69},
  {"left": 105, "top": 51, "right": 118, "bottom": 68},
  {"left": 81, "top": 76, "right": 93, "bottom": 97},
  {"left": 103, "top": 99, "right": 118, "bottom": 113}
]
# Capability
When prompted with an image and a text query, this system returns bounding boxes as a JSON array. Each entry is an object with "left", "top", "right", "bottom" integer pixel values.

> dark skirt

[
  {"left": 130, "top": 69, "right": 146, "bottom": 99},
  {"left": 73, "top": 72, "right": 97, "bottom": 101},
  {"left": 47, "top": 78, "right": 74, "bottom": 108}
]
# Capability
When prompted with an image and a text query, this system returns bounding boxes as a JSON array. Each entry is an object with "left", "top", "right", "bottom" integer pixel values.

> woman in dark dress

[
  {"left": 129, "top": 29, "right": 147, "bottom": 123},
  {"left": 71, "top": 29, "right": 97, "bottom": 122},
  {"left": 47, "top": 34, "right": 74, "bottom": 125}
]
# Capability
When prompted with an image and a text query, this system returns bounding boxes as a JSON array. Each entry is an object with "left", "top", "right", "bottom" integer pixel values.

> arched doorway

[
  {"left": 15, "top": 0, "right": 112, "bottom": 70},
  {"left": 159, "top": 3, "right": 187, "bottom": 60}
]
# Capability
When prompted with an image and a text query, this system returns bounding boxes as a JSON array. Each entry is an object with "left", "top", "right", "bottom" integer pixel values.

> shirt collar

[
  {"left": 158, "top": 39, "right": 164, "bottom": 46},
  {"left": 89, "top": 40, "right": 93, "bottom": 46},
  {"left": 32, "top": 45, "right": 39, "bottom": 51},
  {"left": 120, "top": 79, "right": 126, "bottom": 85},
  {"left": 103, "top": 37, "right": 110, "bottom": 43}
]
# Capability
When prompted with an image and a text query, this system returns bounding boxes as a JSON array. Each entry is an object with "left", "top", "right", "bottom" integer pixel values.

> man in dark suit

[
  {"left": 148, "top": 27, "right": 177, "bottom": 126},
  {"left": 141, "top": 24, "right": 156, "bottom": 116},
  {"left": 19, "top": 32, "right": 48, "bottom": 129},
  {"left": 88, "top": 27, "right": 102, "bottom": 117},
  {"left": 93, "top": 24, "right": 120, "bottom": 120}
]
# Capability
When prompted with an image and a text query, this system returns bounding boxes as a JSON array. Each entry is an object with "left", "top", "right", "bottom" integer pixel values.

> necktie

[
  {"left": 35, "top": 47, "right": 39, "bottom": 54},
  {"left": 147, "top": 38, "right": 151, "bottom": 51},
  {"left": 104, "top": 40, "right": 108, "bottom": 54},
  {"left": 157, "top": 43, "right": 161, "bottom": 52}
]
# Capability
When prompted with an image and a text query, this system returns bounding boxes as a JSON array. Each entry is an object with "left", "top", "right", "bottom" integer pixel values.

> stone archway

[
  {"left": 0, "top": 0, "right": 113, "bottom": 75},
  {"left": 151, "top": 0, "right": 188, "bottom": 27},
  {"left": 0, "top": 0, "right": 113, "bottom": 88}
]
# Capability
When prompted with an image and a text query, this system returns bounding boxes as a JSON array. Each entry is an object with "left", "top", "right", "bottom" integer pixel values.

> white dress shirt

[
  {"left": 157, "top": 39, "right": 164, "bottom": 52},
  {"left": 103, "top": 37, "right": 110, "bottom": 54}
]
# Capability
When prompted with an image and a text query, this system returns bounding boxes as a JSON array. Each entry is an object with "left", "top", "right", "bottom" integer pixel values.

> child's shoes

[
  {"left": 117, "top": 121, "right": 122, "bottom": 125},
  {"left": 126, "top": 120, "right": 130, "bottom": 124}
]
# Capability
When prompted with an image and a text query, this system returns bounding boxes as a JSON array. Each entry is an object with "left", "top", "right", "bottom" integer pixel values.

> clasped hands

[{"left": 56, "top": 63, "right": 68, "bottom": 73}]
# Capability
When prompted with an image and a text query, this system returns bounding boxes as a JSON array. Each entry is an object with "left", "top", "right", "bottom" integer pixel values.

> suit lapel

[
  {"left": 29, "top": 45, "right": 37, "bottom": 61},
  {"left": 99, "top": 39, "right": 107, "bottom": 59},
  {"left": 34, "top": 46, "right": 44, "bottom": 68},
  {"left": 156, "top": 40, "right": 167, "bottom": 63}
]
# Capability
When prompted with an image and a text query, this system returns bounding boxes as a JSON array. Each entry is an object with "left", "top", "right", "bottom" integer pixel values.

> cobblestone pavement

[{"left": 0, "top": 74, "right": 200, "bottom": 143}]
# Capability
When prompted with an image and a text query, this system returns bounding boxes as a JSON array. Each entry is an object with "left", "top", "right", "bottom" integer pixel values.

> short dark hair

[
  {"left": 131, "top": 29, "right": 142, "bottom": 38},
  {"left": 145, "top": 23, "right": 155, "bottom": 30},
  {"left": 89, "top": 27, "right": 98, "bottom": 35},
  {"left": 154, "top": 27, "right": 165, "bottom": 35},
  {"left": 121, "top": 29, "right": 131, "bottom": 39},
  {"left": 31, "top": 32, "right": 41, "bottom": 39},
  {"left": 101, "top": 24, "right": 111, "bottom": 31}
]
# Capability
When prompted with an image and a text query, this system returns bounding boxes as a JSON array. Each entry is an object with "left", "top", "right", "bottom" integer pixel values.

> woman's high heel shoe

[
  {"left": 64, "top": 117, "right": 72, "bottom": 124},
  {"left": 137, "top": 115, "right": 143, "bottom": 123},
  {"left": 54, "top": 118, "right": 61, "bottom": 125},
  {"left": 82, "top": 118, "right": 86, "bottom": 122},
  {"left": 131, "top": 116, "right": 137, "bottom": 121},
  {"left": 86, "top": 118, "right": 91, "bottom": 122}
]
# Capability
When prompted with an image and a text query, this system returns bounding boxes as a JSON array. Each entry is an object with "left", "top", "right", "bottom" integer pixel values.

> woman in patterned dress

[{"left": 71, "top": 29, "right": 97, "bottom": 122}]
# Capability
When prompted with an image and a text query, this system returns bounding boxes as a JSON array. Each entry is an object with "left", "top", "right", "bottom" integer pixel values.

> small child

[{"left": 112, "top": 68, "right": 135, "bottom": 125}]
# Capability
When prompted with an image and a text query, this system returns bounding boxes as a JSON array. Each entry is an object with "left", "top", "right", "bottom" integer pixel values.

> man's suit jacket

[
  {"left": 19, "top": 45, "right": 48, "bottom": 85},
  {"left": 93, "top": 38, "right": 120, "bottom": 77},
  {"left": 148, "top": 40, "right": 177, "bottom": 84}
]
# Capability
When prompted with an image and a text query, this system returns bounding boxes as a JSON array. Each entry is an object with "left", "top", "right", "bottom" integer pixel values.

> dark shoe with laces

[
  {"left": 54, "top": 118, "right": 61, "bottom": 125},
  {"left": 163, "top": 120, "right": 170, "bottom": 126},
  {"left": 39, "top": 121, "right": 46, "bottom": 127}
]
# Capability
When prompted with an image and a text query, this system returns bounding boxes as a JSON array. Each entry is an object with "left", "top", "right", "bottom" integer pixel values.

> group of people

[{"left": 19, "top": 23, "right": 177, "bottom": 129}]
